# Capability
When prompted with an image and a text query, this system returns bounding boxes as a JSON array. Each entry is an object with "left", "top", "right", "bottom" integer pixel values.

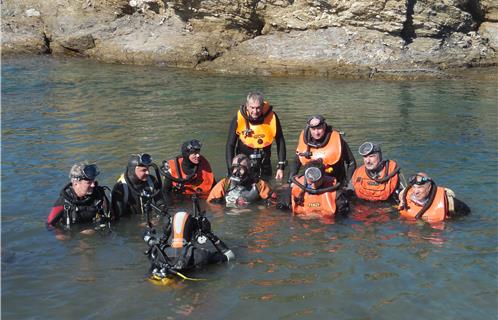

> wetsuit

[
  {"left": 289, "top": 127, "right": 356, "bottom": 187},
  {"left": 47, "top": 183, "right": 111, "bottom": 227},
  {"left": 226, "top": 112, "right": 286, "bottom": 178},
  {"left": 111, "top": 172, "right": 165, "bottom": 217},
  {"left": 146, "top": 211, "right": 232, "bottom": 275}
]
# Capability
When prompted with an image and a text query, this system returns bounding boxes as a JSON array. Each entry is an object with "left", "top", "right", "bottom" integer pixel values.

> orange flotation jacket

[
  {"left": 235, "top": 101, "right": 277, "bottom": 149},
  {"left": 165, "top": 156, "right": 214, "bottom": 198},
  {"left": 399, "top": 184, "right": 448, "bottom": 223},
  {"left": 290, "top": 175, "right": 341, "bottom": 217},
  {"left": 352, "top": 160, "right": 400, "bottom": 201},
  {"left": 295, "top": 128, "right": 342, "bottom": 171}
]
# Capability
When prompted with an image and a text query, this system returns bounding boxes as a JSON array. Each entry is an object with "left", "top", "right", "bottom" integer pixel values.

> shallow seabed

[{"left": 2, "top": 56, "right": 497, "bottom": 319}]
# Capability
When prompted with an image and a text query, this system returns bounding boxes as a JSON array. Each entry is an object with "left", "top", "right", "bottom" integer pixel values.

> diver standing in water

[
  {"left": 144, "top": 196, "right": 234, "bottom": 280},
  {"left": 352, "top": 142, "right": 403, "bottom": 202},
  {"left": 289, "top": 115, "right": 356, "bottom": 188},
  {"left": 207, "top": 154, "right": 276, "bottom": 207},
  {"left": 47, "top": 162, "right": 112, "bottom": 230},
  {"left": 161, "top": 139, "right": 216, "bottom": 205},
  {"left": 111, "top": 153, "right": 166, "bottom": 218},
  {"left": 226, "top": 91, "right": 287, "bottom": 180}
]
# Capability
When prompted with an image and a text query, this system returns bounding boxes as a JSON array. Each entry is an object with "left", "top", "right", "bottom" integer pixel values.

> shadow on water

[{"left": 2, "top": 56, "right": 497, "bottom": 319}]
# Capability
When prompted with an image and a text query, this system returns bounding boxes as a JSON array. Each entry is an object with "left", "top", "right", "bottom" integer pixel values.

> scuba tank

[{"left": 143, "top": 195, "right": 234, "bottom": 280}]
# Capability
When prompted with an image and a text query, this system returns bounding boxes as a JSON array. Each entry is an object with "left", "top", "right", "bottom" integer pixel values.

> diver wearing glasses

[
  {"left": 226, "top": 91, "right": 287, "bottom": 181},
  {"left": 290, "top": 115, "right": 356, "bottom": 189},
  {"left": 47, "top": 162, "right": 112, "bottom": 231},
  {"left": 161, "top": 140, "right": 215, "bottom": 205},
  {"left": 207, "top": 154, "right": 276, "bottom": 208},
  {"left": 112, "top": 153, "right": 166, "bottom": 217},
  {"left": 352, "top": 142, "right": 403, "bottom": 202},
  {"left": 398, "top": 172, "right": 470, "bottom": 223},
  {"left": 279, "top": 159, "right": 349, "bottom": 217}
]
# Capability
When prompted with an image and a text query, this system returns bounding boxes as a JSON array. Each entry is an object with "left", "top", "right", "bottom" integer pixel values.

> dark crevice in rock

[
  {"left": 117, "top": 4, "right": 136, "bottom": 18},
  {"left": 400, "top": 0, "right": 416, "bottom": 44},
  {"left": 42, "top": 32, "right": 52, "bottom": 54},
  {"left": 61, "top": 46, "right": 86, "bottom": 55},
  {"left": 147, "top": 1, "right": 160, "bottom": 14},
  {"left": 461, "top": 0, "right": 485, "bottom": 29},
  {"left": 195, "top": 46, "right": 223, "bottom": 67}
]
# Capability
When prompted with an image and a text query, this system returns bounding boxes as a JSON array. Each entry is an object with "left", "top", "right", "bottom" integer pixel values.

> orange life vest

[
  {"left": 295, "top": 129, "right": 342, "bottom": 169},
  {"left": 167, "top": 156, "right": 214, "bottom": 198},
  {"left": 352, "top": 160, "right": 399, "bottom": 201},
  {"left": 291, "top": 176, "right": 337, "bottom": 217},
  {"left": 235, "top": 101, "right": 277, "bottom": 148},
  {"left": 399, "top": 186, "right": 448, "bottom": 223}
]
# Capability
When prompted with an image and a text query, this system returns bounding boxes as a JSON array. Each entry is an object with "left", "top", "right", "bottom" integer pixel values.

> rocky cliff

[{"left": 2, "top": 0, "right": 497, "bottom": 79}]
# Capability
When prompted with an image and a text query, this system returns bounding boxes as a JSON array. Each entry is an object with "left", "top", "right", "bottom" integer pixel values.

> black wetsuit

[
  {"left": 111, "top": 172, "right": 165, "bottom": 217},
  {"left": 225, "top": 113, "right": 286, "bottom": 177},
  {"left": 47, "top": 183, "right": 111, "bottom": 227}
]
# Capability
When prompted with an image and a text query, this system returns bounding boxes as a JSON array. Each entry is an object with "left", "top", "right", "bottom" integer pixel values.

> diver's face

[
  {"left": 72, "top": 179, "right": 95, "bottom": 197},
  {"left": 412, "top": 183, "right": 431, "bottom": 202},
  {"left": 188, "top": 152, "right": 200, "bottom": 165},
  {"left": 135, "top": 165, "right": 149, "bottom": 181},
  {"left": 310, "top": 125, "right": 326, "bottom": 140},
  {"left": 363, "top": 153, "right": 381, "bottom": 171},
  {"left": 306, "top": 177, "right": 323, "bottom": 190},
  {"left": 231, "top": 165, "right": 247, "bottom": 181},
  {"left": 246, "top": 99, "right": 263, "bottom": 119}
]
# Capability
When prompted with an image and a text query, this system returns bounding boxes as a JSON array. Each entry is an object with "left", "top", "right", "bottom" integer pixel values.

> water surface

[{"left": 2, "top": 56, "right": 497, "bottom": 319}]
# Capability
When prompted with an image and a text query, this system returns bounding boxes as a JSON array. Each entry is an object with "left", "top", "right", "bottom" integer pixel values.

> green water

[{"left": 2, "top": 56, "right": 497, "bottom": 319}]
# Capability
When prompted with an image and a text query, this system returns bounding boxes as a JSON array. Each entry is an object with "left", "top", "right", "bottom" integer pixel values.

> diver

[
  {"left": 398, "top": 172, "right": 470, "bottom": 223},
  {"left": 289, "top": 115, "right": 356, "bottom": 188},
  {"left": 226, "top": 91, "right": 287, "bottom": 181},
  {"left": 161, "top": 139, "right": 216, "bottom": 205},
  {"left": 207, "top": 154, "right": 276, "bottom": 207},
  {"left": 111, "top": 153, "right": 166, "bottom": 218},
  {"left": 143, "top": 196, "right": 234, "bottom": 280},
  {"left": 47, "top": 162, "right": 113, "bottom": 230},
  {"left": 278, "top": 159, "right": 349, "bottom": 217},
  {"left": 352, "top": 142, "right": 404, "bottom": 202}
]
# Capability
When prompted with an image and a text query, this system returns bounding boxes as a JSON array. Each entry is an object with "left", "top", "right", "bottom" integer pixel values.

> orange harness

[
  {"left": 352, "top": 160, "right": 400, "bottom": 201},
  {"left": 295, "top": 129, "right": 342, "bottom": 169},
  {"left": 167, "top": 156, "right": 214, "bottom": 198},
  {"left": 235, "top": 101, "right": 277, "bottom": 149},
  {"left": 399, "top": 186, "right": 448, "bottom": 223},
  {"left": 291, "top": 176, "right": 338, "bottom": 217}
]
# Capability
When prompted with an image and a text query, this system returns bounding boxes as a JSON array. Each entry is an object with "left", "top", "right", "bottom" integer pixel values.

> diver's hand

[
  {"left": 223, "top": 249, "right": 235, "bottom": 261},
  {"left": 143, "top": 228, "right": 159, "bottom": 246},
  {"left": 275, "top": 169, "right": 284, "bottom": 181}
]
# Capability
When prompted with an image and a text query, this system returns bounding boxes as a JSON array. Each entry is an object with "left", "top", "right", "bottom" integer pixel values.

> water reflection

[{"left": 2, "top": 56, "right": 497, "bottom": 320}]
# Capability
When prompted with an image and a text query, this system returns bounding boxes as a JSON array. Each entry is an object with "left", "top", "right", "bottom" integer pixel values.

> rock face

[{"left": 2, "top": 0, "right": 497, "bottom": 78}]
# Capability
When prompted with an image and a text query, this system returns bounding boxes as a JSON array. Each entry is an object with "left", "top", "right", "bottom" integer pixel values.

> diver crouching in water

[
  {"left": 143, "top": 196, "right": 234, "bottom": 281},
  {"left": 278, "top": 159, "right": 350, "bottom": 218},
  {"left": 47, "top": 162, "right": 113, "bottom": 235},
  {"left": 207, "top": 154, "right": 276, "bottom": 208},
  {"left": 112, "top": 153, "right": 167, "bottom": 219},
  {"left": 161, "top": 139, "right": 216, "bottom": 205}
]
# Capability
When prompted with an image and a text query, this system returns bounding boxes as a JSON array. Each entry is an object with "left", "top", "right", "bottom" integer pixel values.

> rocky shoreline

[{"left": 2, "top": 0, "right": 497, "bottom": 79}]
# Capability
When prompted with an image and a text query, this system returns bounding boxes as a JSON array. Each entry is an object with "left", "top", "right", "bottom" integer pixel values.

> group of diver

[{"left": 47, "top": 91, "right": 470, "bottom": 280}]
